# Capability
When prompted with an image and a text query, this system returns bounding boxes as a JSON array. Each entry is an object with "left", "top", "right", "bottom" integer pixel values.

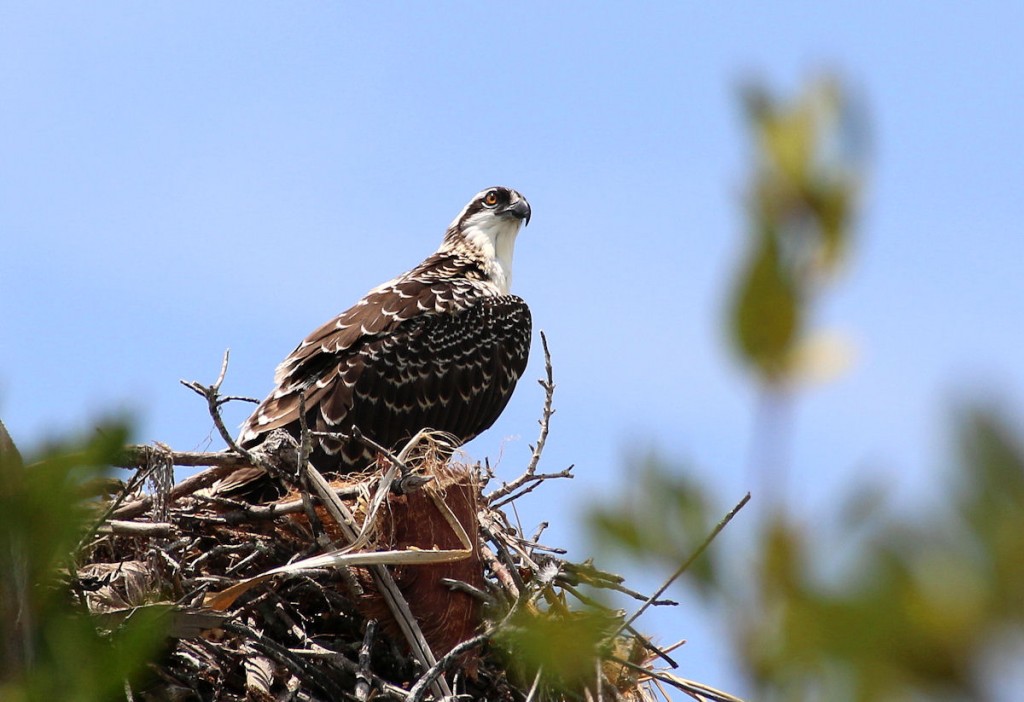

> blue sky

[{"left": 3, "top": 3, "right": 1023, "bottom": 697}]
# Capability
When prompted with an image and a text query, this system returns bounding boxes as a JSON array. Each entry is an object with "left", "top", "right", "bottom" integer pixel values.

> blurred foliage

[
  {"left": 594, "top": 409, "right": 1024, "bottom": 701},
  {"left": 594, "top": 76, "right": 1024, "bottom": 702},
  {"left": 495, "top": 605, "right": 618, "bottom": 694},
  {"left": 590, "top": 453, "right": 718, "bottom": 591},
  {"left": 741, "top": 411, "right": 1024, "bottom": 702},
  {"left": 729, "top": 76, "right": 863, "bottom": 386},
  {"left": 0, "top": 419, "right": 166, "bottom": 702}
]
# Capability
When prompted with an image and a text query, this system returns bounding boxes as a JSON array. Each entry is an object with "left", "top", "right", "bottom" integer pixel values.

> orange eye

[{"left": 483, "top": 190, "right": 499, "bottom": 207}]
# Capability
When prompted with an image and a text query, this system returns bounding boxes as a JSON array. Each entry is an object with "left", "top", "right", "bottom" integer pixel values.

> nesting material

[
  {"left": 358, "top": 461, "right": 486, "bottom": 664},
  {"left": 79, "top": 352, "right": 742, "bottom": 701}
]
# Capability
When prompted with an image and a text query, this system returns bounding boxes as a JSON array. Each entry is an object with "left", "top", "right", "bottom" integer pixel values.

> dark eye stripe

[{"left": 457, "top": 188, "right": 511, "bottom": 227}]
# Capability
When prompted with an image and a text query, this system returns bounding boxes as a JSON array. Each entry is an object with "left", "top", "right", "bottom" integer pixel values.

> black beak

[{"left": 504, "top": 197, "right": 532, "bottom": 226}]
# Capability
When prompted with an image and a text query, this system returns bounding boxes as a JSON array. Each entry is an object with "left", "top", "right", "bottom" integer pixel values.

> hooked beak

[{"left": 504, "top": 197, "right": 532, "bottom": 226}]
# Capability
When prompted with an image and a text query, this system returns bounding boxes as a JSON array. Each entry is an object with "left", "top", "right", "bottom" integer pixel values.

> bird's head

[
  {"left": 442, "top": 186, "right": 531, "bottom": 293},
  {"left": 447, "top": 186, "right": 531, "bottom": 234}
]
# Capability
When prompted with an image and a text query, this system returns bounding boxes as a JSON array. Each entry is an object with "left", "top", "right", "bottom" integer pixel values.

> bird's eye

[{"left": 483, "top": 190, "right": 499, "bottom": 207}]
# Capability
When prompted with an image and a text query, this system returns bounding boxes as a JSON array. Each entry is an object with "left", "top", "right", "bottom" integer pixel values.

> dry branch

[{"left": 486, "top": 331, "right": 574, "bottom": 507}]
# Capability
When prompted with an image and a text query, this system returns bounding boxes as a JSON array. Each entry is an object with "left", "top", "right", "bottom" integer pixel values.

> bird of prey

[{"left": 235, "top": 186, "right": 533, "bottom": 481}]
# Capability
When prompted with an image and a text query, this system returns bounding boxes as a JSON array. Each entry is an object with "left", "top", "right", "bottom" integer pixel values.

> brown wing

[
  {"left": 240, "top": 294, "right": 531, "bottom": 474},
  {"left": 238, "top": 283, "right": 417, "bottom": 444}
]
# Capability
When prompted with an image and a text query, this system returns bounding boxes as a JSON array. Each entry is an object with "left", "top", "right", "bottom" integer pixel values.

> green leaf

[
  {"left": 496, "top": 607, "right": 613, "bottom": 692},
  {"left": 0, "top": 419, "right": 167, "bottom": 700},
  {"left": 729, "top": 76, "right": 863, "bottom": 387},
  {"left": 729, "top": 229, "right": 801, "bottom": 383}
]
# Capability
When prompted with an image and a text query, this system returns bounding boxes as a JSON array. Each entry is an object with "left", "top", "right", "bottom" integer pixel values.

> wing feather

[{"left": 239, "top": 285, "right": 531, "bottom": 474}]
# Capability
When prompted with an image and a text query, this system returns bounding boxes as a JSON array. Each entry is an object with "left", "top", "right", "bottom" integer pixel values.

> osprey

[{"left": 236, "top": 186, "right": 533, "bottom": 478}]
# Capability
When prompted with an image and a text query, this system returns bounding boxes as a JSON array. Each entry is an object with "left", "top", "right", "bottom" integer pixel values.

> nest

[{"left": 76, "top": 344, "right": 741, "bottom": 702}]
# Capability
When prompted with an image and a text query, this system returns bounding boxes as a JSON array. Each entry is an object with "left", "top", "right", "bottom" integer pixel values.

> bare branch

[
  {"left": 115, "top": 446, "right": 252, "bottom": 470},
  {"left": 407, "top": 631, "right": 489, "bottom": 702},
  {"left": 111, "top": 460, "right": 241, "bottom": 520},
  {"left": 487, "top": 331, "right": 565, "bottom": 505},
  {"left": 348, "top": 427, "right": 419, "bottom": 484},
  {"left": 179, "top": 349, "right": 256, "bottom": 462},
  {"left": 97, "top": 520, "right": 175, "bottom": 537},
  {"left": 295, "top": 392, "right": 326, "bottom": 543},
  {"left": 355, "top": 619, "right": 377, "bottom": 702},
  {"left": 527, "top": 330, "right": 556, "bottom": 476},
  {"left": 489, "top": 465, "right": 575, "bottom": 509},
  {"left": 607, "top": 655, "right": 746, "bottom": 702}
]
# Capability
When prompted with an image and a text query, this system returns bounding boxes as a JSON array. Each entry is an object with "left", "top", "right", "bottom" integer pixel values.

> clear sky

[{"left": 3, "top": 3, "right": 1023, "bottom": 697}]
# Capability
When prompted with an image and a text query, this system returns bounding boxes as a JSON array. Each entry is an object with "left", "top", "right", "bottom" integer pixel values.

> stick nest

[{"left": 75, "top": 340, "right": 741, "bottom": 702}]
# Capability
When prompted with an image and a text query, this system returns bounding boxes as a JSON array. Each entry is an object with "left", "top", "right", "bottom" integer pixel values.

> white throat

[{"left": 449, "top": 215, "right": 522, "bottom": 295}]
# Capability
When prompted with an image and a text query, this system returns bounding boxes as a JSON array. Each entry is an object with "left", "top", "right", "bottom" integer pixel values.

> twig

[
  {"left": 295, "top": 392, "right": 327, "bottom": 544},
  {"left": 116, "top": 447, "right": 253, "bottom": 470},
  {"left": 530, "top": 521, "right": 549, "bottom": 544},
  {"left": 349, "top": 427, "right": 432, "bottom": 494},
  {"left": 179, "top": 349, "right": 257, "bottom": 462},
  {"left": 407, "top": 631, "right": 490, "bottom": 702},
  {"left": 212, "top": 486, "right": 362, "bottom": 523},
  {"left": 407, "top": 576, "right": 539, "bottom": 702},
  {"left": 355, "top": 619, "right": 377, "bottom": 702},
  {"left": 525, "top": 667, "right": 543, "bottom": 702},
  {"left": 608, "top": 655, "right": 746, "bottom": 702},
  {"left": 480, "top": 544, "right": 520, "bottom": 599},
  {"left": 615, "top": 492, "right": 751, "bottom": 639},
  {"left": 111, "top": 462, "right": 241, "bottom": 520},
  {"left": 489, "top": 466, "right": 575, "bottom": 510},
  {"left": 224, "top": 543, "right": 271, "bottom": 577},
  {"left": 559, "top": 563, "right": 678, "bottom": 606},
  {"left": 526, "top": 331, "right": 555, "bottom": 477},
  {"left": 222, "top": 620, "right": 348, "bottom": 701},
  {"left": 409, "top": 565, "right": 541, "bottom": 702},
  {"left": 97, "top": 521, "right": 175, "bottom": 537},
  {"left": 291, "top": 643, "right": 409, "bottom": 700},
  {"left": 487, "top": 331, "right": 559, "bottom": 504},
  {"left": 77, "top": 462, "right": 153, "bottom": 553},
  {"left": 480, "top": 523, "right": 528, "bottom": 595},
  {"left": 439, "top": 577, "right": 494, "bottom": 605}
]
